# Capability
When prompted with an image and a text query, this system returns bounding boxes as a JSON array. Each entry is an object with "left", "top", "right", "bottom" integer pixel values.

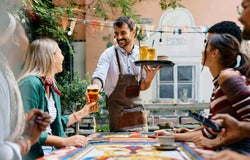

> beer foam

[{"left": 87, "top": 84, "right": 99, "bottom": 90}]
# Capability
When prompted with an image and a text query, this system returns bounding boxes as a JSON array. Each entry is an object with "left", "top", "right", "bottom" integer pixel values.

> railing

[
  {"left": 144, "top": 103, "right": 210, "bottom": 131},
  {"left": 144, "top": 103, "right": 210, "bottom": 111}
]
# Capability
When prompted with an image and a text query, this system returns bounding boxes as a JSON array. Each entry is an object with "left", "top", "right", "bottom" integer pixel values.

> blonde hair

[{"left": 18, "top": 38, "right": 59, "bottom": 82}]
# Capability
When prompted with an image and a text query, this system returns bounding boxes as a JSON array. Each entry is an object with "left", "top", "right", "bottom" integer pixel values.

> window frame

[{"left": 156, "top": 64, "right": 199, "bottom": 103}]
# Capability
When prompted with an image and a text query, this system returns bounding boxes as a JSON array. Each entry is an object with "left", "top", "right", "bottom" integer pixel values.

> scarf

[{"left": 41, "top": 76, "right": 61, "bottom": 96}]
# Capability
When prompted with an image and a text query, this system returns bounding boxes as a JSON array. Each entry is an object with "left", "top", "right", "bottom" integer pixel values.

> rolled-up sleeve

[{"left": 92, "top": 47, "right": 114, "bottom": 87}]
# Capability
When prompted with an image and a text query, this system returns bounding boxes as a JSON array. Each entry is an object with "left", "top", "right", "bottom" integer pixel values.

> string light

[
  {"left": 60, "top": 16, "right": 208, "bottom": 44},
  {"left": 159, "top": 30, "right": 163, "bottom": 45},
  {"left": 67, "top": 19, "right": 76, "bottom": 35}
]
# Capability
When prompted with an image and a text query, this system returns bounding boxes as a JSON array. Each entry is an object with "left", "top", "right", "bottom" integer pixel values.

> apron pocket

[
  {"left": 117, "top": 111, "right": 146, "bottom": 128},
  {"left": 125, "top": 85, "right": 140, "bottom": 97}
]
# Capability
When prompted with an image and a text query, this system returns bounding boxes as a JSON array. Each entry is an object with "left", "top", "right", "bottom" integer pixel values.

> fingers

[
  {"left": 143, "top": 65, "right": 160, "bottom": 72},
  {"left": 84, "top": 92, "right": 90, "bottom": 103},
  {"left": 70, "top": 135, "right": 88, "bottom": 147},
  {"left": 154, "top": 65, "right": 161, "bottom": 72},
  {"left": 25, "top": 109, "right": 44, "bottom": 120},
  {"left": 35, "top": 113, "right": 51, "bottom": 131},
  {"left": 211, "top": 114, "right": 230, "bottom": 121},
  {"left": 83, "top": 102, "right": 96, "bottom": 110},
  {"left": 31, "top": 112, "right": 51, "bottom": 131},
  {"left": 154, "top": 129, "right": 170, "bottom": 136}
]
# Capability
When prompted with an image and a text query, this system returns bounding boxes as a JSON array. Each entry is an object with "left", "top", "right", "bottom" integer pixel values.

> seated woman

[
  {"left": 18, "top": 38, "right": 96, "bottom": 159},
  {"left": 155, "top": 34, "right": 250, "bottom": 154}
]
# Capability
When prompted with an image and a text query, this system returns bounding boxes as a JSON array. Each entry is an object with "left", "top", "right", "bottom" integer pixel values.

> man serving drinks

[{"left": 91, "top": 16, "right": 160, "bottom": 132}]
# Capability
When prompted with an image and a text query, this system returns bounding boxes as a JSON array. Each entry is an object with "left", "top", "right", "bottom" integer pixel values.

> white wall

[
  {"left": 140, "top": 8, "right": 213, "bottom": 103},
  {"left": 72, "top": 41, "right": 86, "bottom": 78}
]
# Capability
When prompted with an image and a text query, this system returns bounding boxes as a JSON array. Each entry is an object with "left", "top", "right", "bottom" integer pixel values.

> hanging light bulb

[
  {"left": 67, "top": 19, "right": 76, "bottom": 36},
  {"left": 159, "top": 31, "right": 163, "bottom": 45}
]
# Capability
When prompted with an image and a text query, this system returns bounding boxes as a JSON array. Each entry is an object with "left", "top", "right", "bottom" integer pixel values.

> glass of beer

[
  {"left": 139, "top": 46, "right": 148, "bottom": 60},
  {"left": 147, "top": 48, "right": 156, "bottom": 60},
  {"left": 87, "top": 84, "right": 99, "bottom": 112}
]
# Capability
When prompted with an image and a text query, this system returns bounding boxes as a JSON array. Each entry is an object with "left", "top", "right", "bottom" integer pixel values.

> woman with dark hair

[
  {"left": 194, "top": 33, "right": 250, "bottom": 154},
  {"left": 156, "top": 34, "right": 250, "bottom": 154}
]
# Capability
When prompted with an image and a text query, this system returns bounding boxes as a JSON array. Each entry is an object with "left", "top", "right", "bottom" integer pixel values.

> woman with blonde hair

[{"left": 18, "top": 38, "right": 96, "bottom": 159}]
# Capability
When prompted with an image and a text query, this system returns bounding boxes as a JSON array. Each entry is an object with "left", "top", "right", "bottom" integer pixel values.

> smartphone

[{"left": 188, "top": 111, "right": 222, "bottom": 132}]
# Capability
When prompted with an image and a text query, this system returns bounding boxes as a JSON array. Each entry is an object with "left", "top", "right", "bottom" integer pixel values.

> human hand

[
  {"left": 210, "top": 114, "right": 243, "bottom": 145},
  {"left": 203, "top": 150, "right": 250, "bottom": 160},
  {"left": 23, "top": 109, "right": 51, "bottom": 145},
  {"left": 173, "top": 127, "right": 191, "bottom": 133},
  {"left": 81, "top": 102, "right": 96, "bottom": 114},
  {"left": 193, "top": 135, "right": 216, "bottom": 149},
  {"left": 143, "top": 65, "right": 160, "bottom": 81},
  {"left": 64, "top": 135, "right": 88, "bottom": 147},
  {"left": 154, "top": 129, "right": 172, "bottom": 136}
]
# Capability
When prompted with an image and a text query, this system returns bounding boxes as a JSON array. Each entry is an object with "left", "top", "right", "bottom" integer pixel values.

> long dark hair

[{"left": 208, "top": 34, "right": 250, "bottom": 78}]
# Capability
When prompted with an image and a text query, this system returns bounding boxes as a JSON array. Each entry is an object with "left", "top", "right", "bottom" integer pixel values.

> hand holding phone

[{"left": 188, "top": 111, "right": 222, "bottom": 132}]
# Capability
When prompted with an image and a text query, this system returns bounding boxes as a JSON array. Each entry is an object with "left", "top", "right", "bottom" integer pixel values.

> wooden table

[{"left": 37, "top": 132, "right": 203, "bottom": 160}]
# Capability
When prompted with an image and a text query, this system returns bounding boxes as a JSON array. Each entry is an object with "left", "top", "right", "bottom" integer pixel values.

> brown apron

[{"left": 106, "top": 48, "right": 147, "bottom": 132}]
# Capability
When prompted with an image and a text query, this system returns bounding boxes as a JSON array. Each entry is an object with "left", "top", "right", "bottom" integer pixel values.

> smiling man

[{"left": 91, "top": 16, "right": 160, "bottom": 132}]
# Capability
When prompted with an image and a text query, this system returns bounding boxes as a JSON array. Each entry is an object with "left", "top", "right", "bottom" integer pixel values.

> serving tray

[{"left": 134, "top": 60, "right": 175, "bottom": 68}]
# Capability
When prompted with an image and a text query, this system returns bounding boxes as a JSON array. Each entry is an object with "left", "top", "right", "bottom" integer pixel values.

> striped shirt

[
  {"left": 210, "top": 71, "right": 250, "bottom": 121},
  {"left": 203, "top": 69, "right": 250, "bottom": 154}
]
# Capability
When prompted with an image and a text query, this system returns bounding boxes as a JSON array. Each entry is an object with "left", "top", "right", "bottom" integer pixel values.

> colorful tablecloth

[{"left": 36, "top": 132, "right": 203, "bottom": 160}]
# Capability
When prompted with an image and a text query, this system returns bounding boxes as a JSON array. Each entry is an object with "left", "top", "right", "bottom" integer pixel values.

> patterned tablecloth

[{"left": 36, "top": 132, "right": 204, "bottom": 160}]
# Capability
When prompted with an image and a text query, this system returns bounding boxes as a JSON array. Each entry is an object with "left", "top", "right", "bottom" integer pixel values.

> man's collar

[{"left": 116, "top": 45, "right": 135, "bottom": 55}]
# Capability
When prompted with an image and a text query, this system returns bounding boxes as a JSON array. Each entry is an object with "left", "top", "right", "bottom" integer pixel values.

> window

[{"left": 158, "top": 65, "right": 196, "bottom": 103}]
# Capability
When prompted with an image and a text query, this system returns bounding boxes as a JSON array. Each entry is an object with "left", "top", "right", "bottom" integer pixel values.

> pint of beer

[
  {"left": 147, "top": 48, "right": 156, "bottom": 60},
  {"left": 87, "top": 84, "right": 99, "bottom": 112},
  {"left": 139, "top": 46, "right": 148, "bottom": 60}
]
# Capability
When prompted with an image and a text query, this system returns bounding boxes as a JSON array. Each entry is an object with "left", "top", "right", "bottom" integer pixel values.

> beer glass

[
  {"left": 87, "top": 84, "right": 99, "bottom": 112},
  {"left": 147, "top": 48, "right": 156, "bottom": 60},
  {"left": 139, "top": 46, "right": 148, "bottom": 60}
]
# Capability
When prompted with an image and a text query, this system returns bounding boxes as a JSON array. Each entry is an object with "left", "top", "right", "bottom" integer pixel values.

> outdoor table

[{"left": 36, "top": 132, "right": 204, "bottom": 160}]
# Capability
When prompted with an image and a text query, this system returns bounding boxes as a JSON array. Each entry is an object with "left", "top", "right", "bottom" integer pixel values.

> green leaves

[
  {"left": 159, "top": 0, "right": 184, "bottom": 10},
  {"left": 93, "top": 0, "right": 141, "bottom": 21},
  {"left": 57, "top": 72, "right": 107, "bottom": 120},
  {"left": 57, "top": 72, "right": 91, "bottom": 113}
]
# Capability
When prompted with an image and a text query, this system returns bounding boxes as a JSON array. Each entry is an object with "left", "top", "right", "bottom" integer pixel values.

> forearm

[
  {"left": 238, "top": 121, "right": 250, "bottom": 139},
  {"left": 174, "top": 130, "right": 202, "bottom": 142},
  {"left": 140, "top": 78, "right": 152, "bottom": 90},
  {"left": 44, "top": 135, "right": 65, "bottom": 147},
  {"left": 67, "top": 109, "right": 89, "bottom": 127},
  {"left": 91, "top": 78, "right": 102, "bottom": 90}
]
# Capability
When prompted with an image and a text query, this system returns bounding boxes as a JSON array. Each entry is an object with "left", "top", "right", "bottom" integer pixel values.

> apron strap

[
  {"left": 115, "top": 47, "right": 142, "bottom": 82},
  {"left": 115, "top": 48, "right": 122, "bottom": 74}
]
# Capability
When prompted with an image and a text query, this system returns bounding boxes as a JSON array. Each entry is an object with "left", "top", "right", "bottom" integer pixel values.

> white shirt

[
  {"left": 45, "top": 94, "right": 57, "bottom": 134},
  {"left": 92, "top": 45, "right": 145, "bottom": 96},
  {"left": 0, "top": 72, "right": 21, "bottom": 160}
]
